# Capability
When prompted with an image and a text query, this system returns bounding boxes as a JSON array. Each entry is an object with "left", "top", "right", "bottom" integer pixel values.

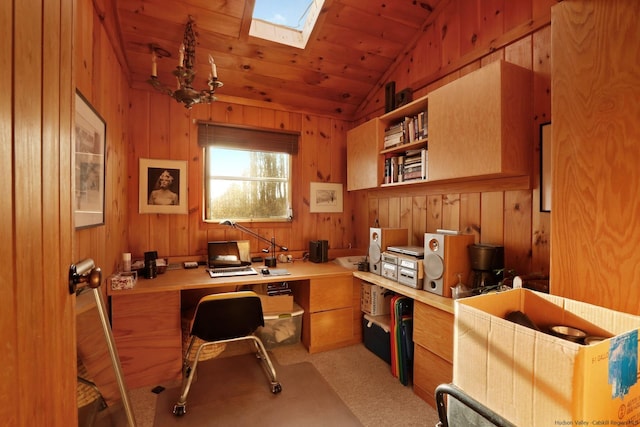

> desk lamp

[{"left": 220, "top": 220, "right": 288, "bottom": 267}]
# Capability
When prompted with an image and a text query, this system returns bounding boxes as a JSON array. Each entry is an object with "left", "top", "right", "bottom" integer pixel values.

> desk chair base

[{"left": 172, "top": 334, "right": 282, "bottom": 417}]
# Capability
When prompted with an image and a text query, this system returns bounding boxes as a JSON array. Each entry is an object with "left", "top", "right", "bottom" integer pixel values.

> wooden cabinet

[
  {"left": 291, "top": 275, "right": 362, "bottom": 353},
  {"left": 428, "top": 60, "right": 532, "bottom": 181},
  {"left": 346, "top": 60, "right": 532, "bottom": 190},
  {"left": 413, "top": 301, "right": 454, "bottom": 363},
  {"left": 413, "top": 345, "right": 452, "bottom": 408},
  {"left": 412, "top": 300, "right": 454, "bottom": 408},
  {"left": 346, "top": 118, "right": 383, "bottom": 190}
]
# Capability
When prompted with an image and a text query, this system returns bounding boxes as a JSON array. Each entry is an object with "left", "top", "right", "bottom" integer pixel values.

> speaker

[
  {"left": 384, "top": 81, "right": 396, "bottom": 113},
  {"left": 423, "top": 233, "right": 475, "bottom": 297},
  {"left": 395, "top": 88, "right": 413, "bottom": 108},
  {"left": 309, "top": 240, "right": 328, "bottom": 263},
  {"left": 368, "top": 228, "right": 408, "bottom": 275}
]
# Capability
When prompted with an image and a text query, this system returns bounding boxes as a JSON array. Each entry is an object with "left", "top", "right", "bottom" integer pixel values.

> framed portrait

[
  {"left": 74, "top": 90, "right": 106, "bottom": 229},
  {"left": 540, "top": 122, "right": 552, "bottom": 212},
  {"left": 309, "top": 182, "right": 343, "bottom": 213},
  {"left": 139, "top": 158, "right": 188, "bottom": 214}
]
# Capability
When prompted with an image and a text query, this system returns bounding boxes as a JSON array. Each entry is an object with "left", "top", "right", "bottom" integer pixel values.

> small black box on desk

[{"left": 309, "top": 240, "right": 328, "bottom": 263}]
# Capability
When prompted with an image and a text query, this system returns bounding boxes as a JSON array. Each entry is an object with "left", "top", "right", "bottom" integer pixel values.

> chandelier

[{"left": 147, "top": 17, "right": 223, "bottom": 109}]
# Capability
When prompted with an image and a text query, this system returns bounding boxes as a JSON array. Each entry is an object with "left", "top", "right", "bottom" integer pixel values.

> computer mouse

[{"left": 261, "top": 268, "right": 270, "bottom": 275}]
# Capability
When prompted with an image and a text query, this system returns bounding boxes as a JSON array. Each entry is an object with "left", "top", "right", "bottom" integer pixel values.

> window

[
  {"left": 249, "top": 0, "right": 324, "bottom": 49},
  {"left": 199, "top": 123, "right": 298, "bottom": 222}
]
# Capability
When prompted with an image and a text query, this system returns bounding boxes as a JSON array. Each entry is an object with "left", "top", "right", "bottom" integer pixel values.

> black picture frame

[
  {"left": 138, "top": 158, "right": 188, "bottom": 214},
  {"left": 74, "top": 90, "right": 106, "bottom": 229}
]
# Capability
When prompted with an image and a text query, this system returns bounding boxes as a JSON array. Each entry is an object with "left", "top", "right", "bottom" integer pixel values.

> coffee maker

[{"left": 468, "top": 244, "right": 504, "bottom": 289}]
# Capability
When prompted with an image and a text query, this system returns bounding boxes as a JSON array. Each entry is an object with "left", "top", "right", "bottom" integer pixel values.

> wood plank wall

[
  {"left": 2, "top": 0, "right": 76, "bottom": 425},
  {"left": 124, "top": 0, "right": 556, "bottom": 280},
  {"left": 75, "top": 0, "right": 130, "bottom": 279},
  {"left": 126, "top": 92, "right": 355, "bottom": 261},
  {"left": 350, "top": 0, "right": 556, "bottom": 278}
]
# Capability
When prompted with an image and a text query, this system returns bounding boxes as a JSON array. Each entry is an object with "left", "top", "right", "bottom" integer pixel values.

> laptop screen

[{"left": 208, "top": 241, "right": 251, "bottom": 268}]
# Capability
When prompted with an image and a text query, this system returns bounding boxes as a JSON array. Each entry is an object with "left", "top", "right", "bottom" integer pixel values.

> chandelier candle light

[{"left": 148, "top": 17, "right": 223, "bottom": 109}]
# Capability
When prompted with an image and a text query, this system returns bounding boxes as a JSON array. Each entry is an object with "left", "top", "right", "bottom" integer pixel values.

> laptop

[{"left": 207, "top": 240, "right": 258, "bottom": 278}]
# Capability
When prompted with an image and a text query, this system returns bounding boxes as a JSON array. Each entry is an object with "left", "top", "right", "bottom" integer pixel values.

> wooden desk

[{"left": 108, "top": 262, "right": 361, "bottom": 389}]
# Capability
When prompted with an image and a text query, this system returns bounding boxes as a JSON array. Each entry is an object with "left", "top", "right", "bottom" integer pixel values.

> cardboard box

[
  {"left": 251, "top": 283, "right": 294, "bottom": 314},
  {"left": 257, "top": 294, "right": 293, "bottom": 314},
  {"left": 454, "top": 288, "right": 640, "bottom": 426},
  {"left": 360, "top": 282, "right": 392, "bottom": 315}
]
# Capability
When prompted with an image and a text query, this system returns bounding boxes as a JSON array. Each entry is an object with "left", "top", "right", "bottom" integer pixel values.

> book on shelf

[
  {"left": 383, "top": 148, "right": 428, "bottom": 184},
  {"left": 384, "top": 109, "right": 428, "bottom": 149},
  {"left": 383, "top": 123, "right": 405, "bottom": 149}
]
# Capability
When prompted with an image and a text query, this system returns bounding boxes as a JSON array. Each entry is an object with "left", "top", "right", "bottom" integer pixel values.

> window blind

[{"left": 198, "top": 122, "right": 299, "bottom": 154}]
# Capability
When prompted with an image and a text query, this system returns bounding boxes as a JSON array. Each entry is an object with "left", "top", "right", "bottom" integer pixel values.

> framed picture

[
  {"left": 309, "top": 182, "right": 343, "bottom": 213},
  {"left": 74, "top": 90, "right": 106, "bottom": 229},
  {"left": 139, "top": 158, "right": 188, "bottom": 214},
  {"left": 540, "top": 122, "right": 552, "bottom": 212}
]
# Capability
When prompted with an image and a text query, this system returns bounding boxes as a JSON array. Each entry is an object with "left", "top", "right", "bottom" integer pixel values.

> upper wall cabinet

[
  {"left": 346, "top": 118, "right": 383, "bottom": 191},
  {"left": 428, "top": 60, "right": 532, "bottom": 181},
  {"left": 346, "top": 60, "right": 532, "bottom": 191}
]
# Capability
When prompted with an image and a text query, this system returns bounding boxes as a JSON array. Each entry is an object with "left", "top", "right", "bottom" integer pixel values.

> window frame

[{"left": 198, "top": 122, "right": 299, "bottom": 224}]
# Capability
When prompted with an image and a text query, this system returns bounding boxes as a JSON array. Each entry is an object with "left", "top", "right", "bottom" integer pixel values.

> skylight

[{"left": 250, "top": 0, "right": 323, "bottom": 49}]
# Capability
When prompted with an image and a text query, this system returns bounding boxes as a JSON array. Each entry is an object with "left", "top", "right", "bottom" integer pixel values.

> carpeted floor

[
  {"left": 153, "top": 353, "right": 361, "bottom": 426},
  {"left": 128, "top": 342, "right": 440, "bottom": 426}
]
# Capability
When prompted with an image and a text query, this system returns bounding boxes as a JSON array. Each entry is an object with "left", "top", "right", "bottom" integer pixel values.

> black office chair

[
  {"left": 172, "top": 291, "right": 282, "bottom": 416},
  {"left": 435, "top": 383, "right": 516, "bottom": 427}
]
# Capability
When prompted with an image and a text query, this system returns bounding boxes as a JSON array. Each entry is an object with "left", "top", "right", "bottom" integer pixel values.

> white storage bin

[{"left": 256, "top": 303, "right": 304, "bottom": 349}]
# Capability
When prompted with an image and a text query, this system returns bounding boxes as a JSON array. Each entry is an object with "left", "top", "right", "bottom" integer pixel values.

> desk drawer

[
  {"left": 308, "top": 276, "right": 354, "bottom": 312},
  {"left": 308, "top": 307, "right": 354, "bottom": 352},
  {"left": 413, "top": 301, "right": 453, "bottom": 363},
  {"left": 413, "top": 344, "right": 452, "bottom": 408}
]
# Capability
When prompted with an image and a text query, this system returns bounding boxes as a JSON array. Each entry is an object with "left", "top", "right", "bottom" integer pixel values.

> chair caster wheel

[
  {"left": 173, "top": 404, "right": 186, "bottom": 416},
  {"left": 271, "top": 382, "right": 282, "bottom": 394}
]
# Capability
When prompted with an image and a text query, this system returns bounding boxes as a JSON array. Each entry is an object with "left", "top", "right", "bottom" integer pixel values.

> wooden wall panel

[
  {"left": 442, "top": 193, "right": 461, "bottom": 231},
  {"left": 427, "top": 195, "right": 443, "bottom": 232},
  {"left": 367, "top": 186, "right": 535, "bottom": 279},
  {"left": 1, "top": 0, "right": 17, "bottom": 418},
  {"left": 75, "top": 0, "right": 130, "bottom": 283},
  {"left": 460, "top": 192, "right": 481, "bottom": 239},
  {"left": 480, "top": 192, "right": 504, "bottom": 244},
  {"left": 505, "top": 0, "right": 533, "bottom": 31},
  {"left": 504, "top": 190, "right": 533, "bottom": 275},
  {"left": 412, "top": 196, "right": 428, "bottom": 246},
  {"left": 551, "top": 0, "right": 640, "bottom": 313},
  {"left": 4, "top": 0, "right": 76, "bottom": 424},
  {"left": 356, "top": 0, "right": 554, "bottom": 278},
  {"left": 531, "top": 24, "right": 552, "bottom": 273},
  {"left": 126, "top": 94, "right": 358, "bottom": 261}
]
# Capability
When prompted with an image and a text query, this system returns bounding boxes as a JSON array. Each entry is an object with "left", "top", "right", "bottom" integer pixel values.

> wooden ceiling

[{"left": 115, "top": 0, "right": 444, "bottom": 118}]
